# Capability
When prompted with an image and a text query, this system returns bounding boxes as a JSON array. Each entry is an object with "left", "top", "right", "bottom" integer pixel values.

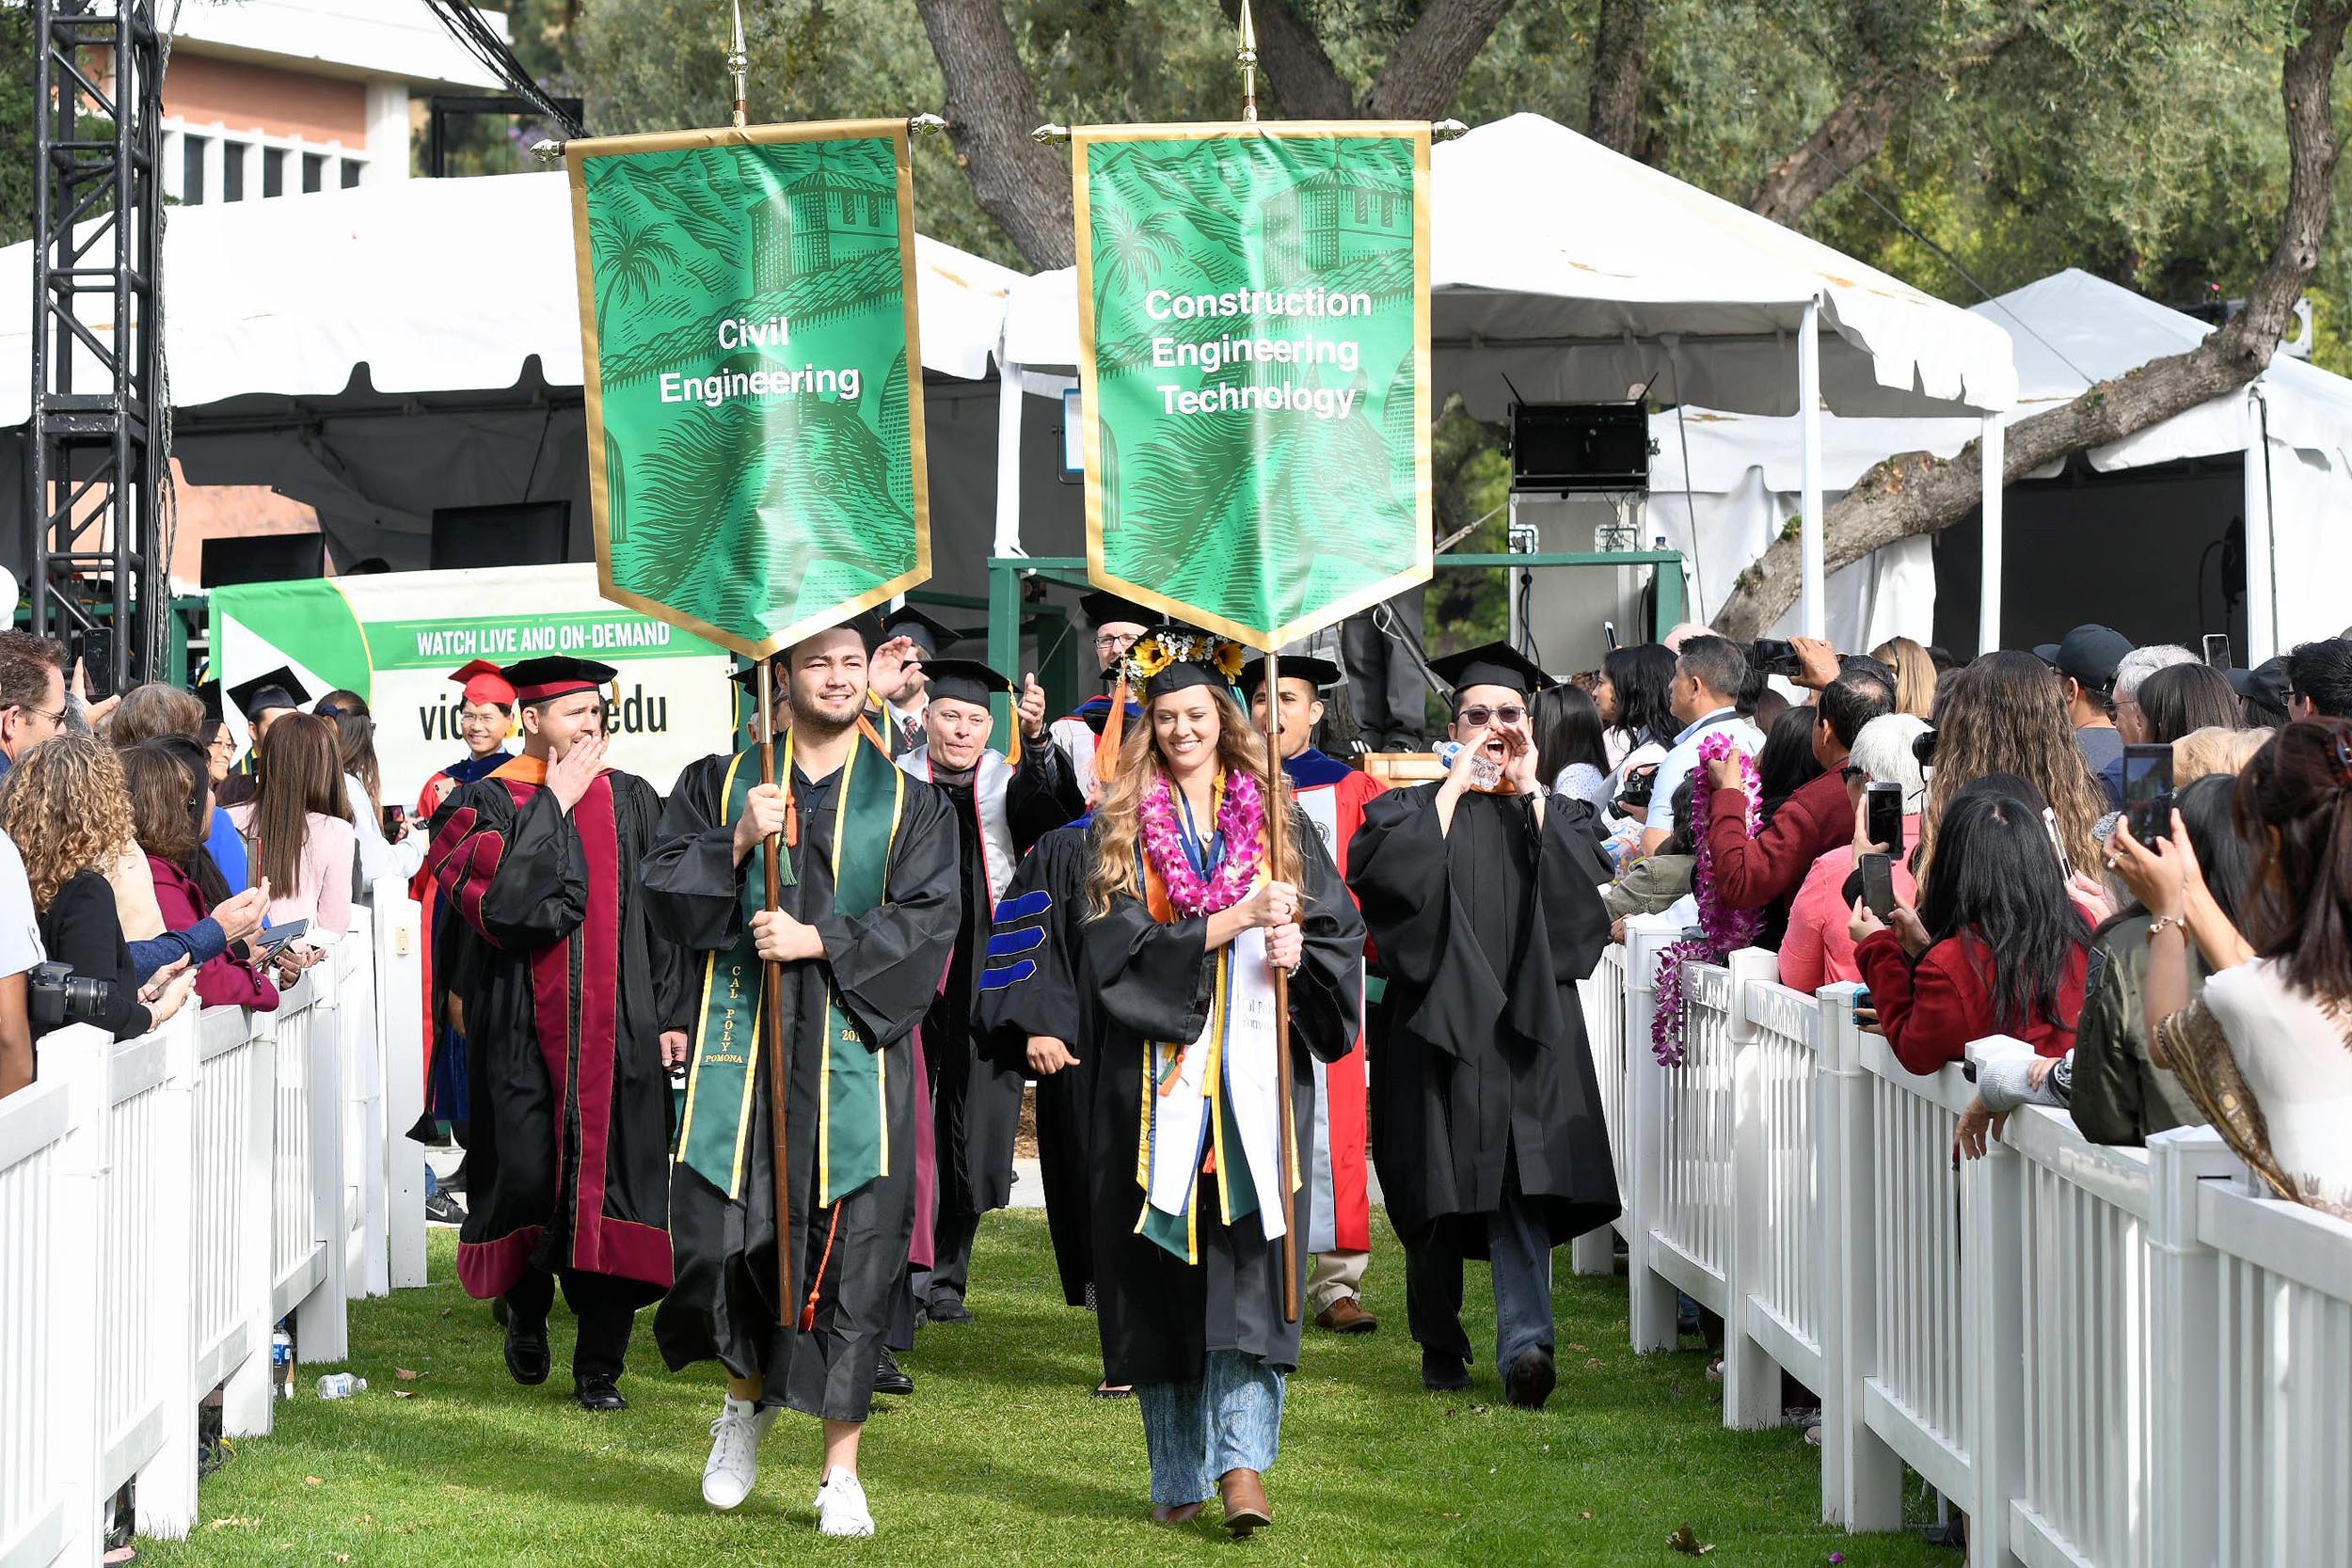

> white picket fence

[
  {"left": 0, "top": 879, "right": 428, "bottom": 1568},
  {"left": 1582, "top": 915, "right": 2352, "bottom": 1568}
]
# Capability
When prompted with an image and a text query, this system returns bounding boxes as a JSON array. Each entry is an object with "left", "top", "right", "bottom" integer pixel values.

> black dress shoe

[
  {"left": 503, "top": 1311, "right": 550, "bottom": 1386},
  {"left": 1421, "top": 1347, "right": 1471, "bottom": 1392},
  {"left": 873, "top": 1347, "right": 914, "bottom": 1398},
  {"left": 1503, "top": 1348, "right": 1557, "bottom": 1410},
  {"left": 928, "top": 1293, "right": 975, "bottom": 1324},
  {"left": 574, "top": 1375, "right": 628, "bottom": 1412}
]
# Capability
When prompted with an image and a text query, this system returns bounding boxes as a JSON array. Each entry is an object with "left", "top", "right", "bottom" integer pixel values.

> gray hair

[
  {"left": 2113, "top": 643, "right": 2196, "bottom": 703},
  {"left": 1848, "top": 712, "right": 1931, "bottom": 815}
]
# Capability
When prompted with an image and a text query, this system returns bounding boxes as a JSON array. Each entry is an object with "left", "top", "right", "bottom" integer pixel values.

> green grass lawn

[{"left": 144, "top": 1212, "right": 1946, "bottom": 1567}]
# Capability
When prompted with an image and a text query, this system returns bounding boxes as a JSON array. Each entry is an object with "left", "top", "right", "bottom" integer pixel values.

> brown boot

[
  {"left": 1314, "top": 1296, "right": 1379, "bottom": 1335},
  {"left": 1219, "top": 1468, "right": 1270, "bottom": 1536}
]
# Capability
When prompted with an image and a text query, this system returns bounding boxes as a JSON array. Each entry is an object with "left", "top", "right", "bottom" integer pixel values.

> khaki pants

[{"left": 1308, "top": 1249, "right": 1369, "bottom": 1313}]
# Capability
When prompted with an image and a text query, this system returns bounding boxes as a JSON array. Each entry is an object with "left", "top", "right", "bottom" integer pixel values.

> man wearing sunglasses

[
  {"left": 0, "top": 629, "right": 71, "bottom": 781},
  {"left": 1347, "top": 642, "right": 1619, "bottom": 1412}
]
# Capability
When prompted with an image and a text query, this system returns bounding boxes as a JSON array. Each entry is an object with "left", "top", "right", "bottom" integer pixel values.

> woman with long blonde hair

[
  {"left": 1070, "top": 629, "right": 1363, "bottom": 1535},
  {"left": 0, "top": 735, "right": 197, "bottom": 1044},
  {"left": 1871, "top": 636, "right": 1940, "bottom": 719},
  {"left": 1915, "top": 650, "right": 2108, "bottom": 883}
]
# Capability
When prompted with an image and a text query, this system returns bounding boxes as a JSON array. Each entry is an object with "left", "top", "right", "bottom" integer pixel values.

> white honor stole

[{"left": 1141, "top": 923, "right": 1290, "bottom": 1254}]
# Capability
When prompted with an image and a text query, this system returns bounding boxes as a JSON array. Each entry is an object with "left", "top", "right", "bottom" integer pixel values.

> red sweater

[
  {"left": 1705, "top": 766, "right": 1856, "bottom": 911},
  {"left": 1854, "top": 927, "right": 2084, "bottom": 1076},
  {"left": 148, "top": 854, "right": 280, "bottom": 1012}
]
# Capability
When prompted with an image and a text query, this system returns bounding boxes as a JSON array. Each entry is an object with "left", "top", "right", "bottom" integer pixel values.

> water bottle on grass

[{"left": 316, "top": 1373, "right": 367, "bottom": 1400}]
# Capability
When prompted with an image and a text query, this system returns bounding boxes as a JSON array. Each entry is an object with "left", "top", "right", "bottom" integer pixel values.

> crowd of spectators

[{"left": 1587, "top": 618, "right": 2352, "bottom": 1226}]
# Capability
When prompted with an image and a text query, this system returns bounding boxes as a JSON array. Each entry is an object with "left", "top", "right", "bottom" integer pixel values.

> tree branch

[
  {"left": 913, "top": 0, "right": 1075, "bottom": 270},
  {"left": 1745, "top": 14, "right": 2035, "bottom": 226},
  {"left": 1710, "top": 1, "right": 2352, "bottom": 643},
  {"left": 1220, "top": 0, "right": 1354, "bottom": 119},
  {"left": 1362, "top": 0, "right": 1518, "bottom": 120}
]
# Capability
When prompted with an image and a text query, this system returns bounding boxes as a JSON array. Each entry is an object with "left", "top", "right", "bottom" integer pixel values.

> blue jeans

[
  {"left": 1136, "top": 1350, "right": 1286, "bottom": 1506},
  {"left": 1405, "top": 1174, "right": 1556, "bottom": 1370}
]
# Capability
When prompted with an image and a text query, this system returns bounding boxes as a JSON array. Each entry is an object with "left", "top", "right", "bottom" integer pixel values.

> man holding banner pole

[{"left": 643, "top": 620, "right": 958, "bottom": 1534}]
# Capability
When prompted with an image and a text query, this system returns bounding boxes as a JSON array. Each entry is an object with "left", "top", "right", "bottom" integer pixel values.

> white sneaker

[
  {"left": 816, "top": 1467, "right": 875, "bottom": 1537},
  {"left": 702, "top": 1396, "right": 777, "bottom": 1511}
]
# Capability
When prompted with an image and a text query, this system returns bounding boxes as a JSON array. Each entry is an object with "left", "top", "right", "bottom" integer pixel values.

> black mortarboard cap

[
  {"left": 1240, "top": 656, "right": 1342, "bottom": 694},
  {"left": 227, "top": 665, "right": 310, "bottom": 721},
  {"left": 1080, "top": 590, "right": 1152, "bottom": 629},
  {"left": 1427, "top": 641, "right": 1553, "bottom": 698},
  {"left": 881, "top": 605, "right": 959, "bottom": 659},
  {"left": 919, "top": 658, "right": 1015, "bottom": 710},
  {"left": 194, "top": 679, "right": 224, "bottom": 722},
  {"left": 501, "top": 656, "right": 617, "bottom": 704}
]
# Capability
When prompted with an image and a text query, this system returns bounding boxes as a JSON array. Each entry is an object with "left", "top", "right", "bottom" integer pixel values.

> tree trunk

[
  {"left": 1709, "top": 1, "right": 2352, "bottom": 643},
  {"left": 1361, "top": 0, "right": 1519, "bottom": 120},
  {"left": 1586, "top": 0, "right": 1649, "bottom": 156},
  {"left": 912, "top": 0, "right": 1075, "bottom": 270}
]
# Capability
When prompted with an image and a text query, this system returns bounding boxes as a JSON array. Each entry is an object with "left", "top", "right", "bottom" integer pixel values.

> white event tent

[
  {"left": 1652, "top": 268, "right": 2352, "bottom": 659},
  {"left": 0, "top": 170, "right": 1036, "bottom": 584},
  {"left": 995, "top": 111, "right": 2016, "bottom": 644}
]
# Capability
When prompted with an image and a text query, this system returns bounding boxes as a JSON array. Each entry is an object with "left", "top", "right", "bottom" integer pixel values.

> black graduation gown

[
  {"left": 1347, "top": 784, "right": 1622, "bottom": 1249},
  {"left": 641, "top": 748, "right": 958, "bottom": 1423},
  {"left": 425, "top": 767, "right": 688, "bottom": 1306},
  {"left": 926, "top": 743, "right": 1085, "bottom": 1218},
  {"left": 1080, "top": 814, "right": 1365, "bottom": 1386},
  {"left": 973, "top": 824, "right": 1099, "bottom": 1307}
]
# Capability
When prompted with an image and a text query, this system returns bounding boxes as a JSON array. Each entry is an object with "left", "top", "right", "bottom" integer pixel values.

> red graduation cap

[{"left": 450, "top": 658, "right": 517, "bottom": 708}]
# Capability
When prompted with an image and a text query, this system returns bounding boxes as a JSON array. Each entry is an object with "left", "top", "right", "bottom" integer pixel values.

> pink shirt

[
  {"left": 225, "top": 804, "right": 355, "bottom": 937},
  {"left": 1778, "top": 815, "right": 1922, "bottom": 993}
]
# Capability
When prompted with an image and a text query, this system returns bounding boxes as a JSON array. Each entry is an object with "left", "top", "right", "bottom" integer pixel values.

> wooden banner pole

[
  {"left": 756, "top": 658, "right": 791, "bottom": 1314},
  {"left": 1263, "top": 647, "right": 1299, "bottom": 1324}
]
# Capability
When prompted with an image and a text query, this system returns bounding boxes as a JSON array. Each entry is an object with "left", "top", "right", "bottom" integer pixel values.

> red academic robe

[{"left": 1285, "top": 748, "right": 1384, "bottom": 1256}]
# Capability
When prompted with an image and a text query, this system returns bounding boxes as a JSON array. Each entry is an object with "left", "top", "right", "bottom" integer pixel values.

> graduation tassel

[
  {"left": 798, "top": 1205, "right": 846, "bottom": 1331},
  {"left": 1093, "top": 674, "right": 1131, "bottom": 793}
]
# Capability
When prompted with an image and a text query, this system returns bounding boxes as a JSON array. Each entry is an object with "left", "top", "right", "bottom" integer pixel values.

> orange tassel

[
  {"left": 1093, "top": 674, "right": 1130, "bottom": 793},
  {"left": 798, "top": 1205, "right": 845, "bottom": 1331}
]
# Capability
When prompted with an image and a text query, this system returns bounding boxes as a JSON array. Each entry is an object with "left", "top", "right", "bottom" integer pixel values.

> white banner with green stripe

[{"left": 209, "top": 563, "right": 736, "bottom": 798}]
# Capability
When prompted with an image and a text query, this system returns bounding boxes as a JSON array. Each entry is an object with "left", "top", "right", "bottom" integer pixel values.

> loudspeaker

[
  {"left": 431, "top": 500, "right": 570, "bottom": 571},
  {"left": 1509, "top": 403, "right": 1651, "bottom": 493},
  {"left": 201, "top": 531, "right": 326, "bottom": 588}
]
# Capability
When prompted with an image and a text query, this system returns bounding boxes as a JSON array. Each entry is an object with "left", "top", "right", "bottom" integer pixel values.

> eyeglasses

[
  {"left": 1094, "top": 632, "right": 1139, "bottom": 652},
  {"left": 15, "top": 705, "right": 66, "bottom": 727},
  {"left": 1458, "top": 705, "right": 1526, "bottom": 727}
]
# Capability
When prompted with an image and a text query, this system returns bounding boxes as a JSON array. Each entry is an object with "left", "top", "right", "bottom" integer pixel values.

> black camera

[
  {"left": 1615, "top": 764, "right": 1659, "bottom": 808},
  {"left": 27, "top": 961, "right": 118, "bottom": 1030},
  {"left": 1912, "top": 727, "right": 1938, "bottom": 767}
]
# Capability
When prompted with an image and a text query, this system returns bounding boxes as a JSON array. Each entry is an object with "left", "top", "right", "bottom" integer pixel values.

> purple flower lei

[
  {"left": 1139, "top": 767, "right": 1266, "bottom": 915},
  {"left": 1651, "top": 730, "right": 1762, "bottom": 1067}
]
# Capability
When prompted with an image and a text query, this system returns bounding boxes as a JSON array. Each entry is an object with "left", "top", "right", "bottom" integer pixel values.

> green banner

[
  {"left": 1073, "top": 123, "right": 1432, "bottom": 650},
  {"left": 568, "top": 121, "right": 930, "bottom": 659}
]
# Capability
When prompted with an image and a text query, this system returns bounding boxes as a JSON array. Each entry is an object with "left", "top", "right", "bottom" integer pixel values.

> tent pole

[
  {"left": 1798, "top": 300, "right": 1825, "bottom": 640},
  {"left": 1979, "top": 414, "right": 2005, "bottom": 656},
  {"left": 2244, "top": 387, "right": 2278, "bottom": 662},
  {"left": 993, "top": 359, "right": 1027, "bottom": 561}
]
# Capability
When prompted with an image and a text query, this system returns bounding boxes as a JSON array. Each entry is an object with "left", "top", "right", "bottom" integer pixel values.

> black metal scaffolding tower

[{"left": 27, "top": 0, "right": 166, "bottom": 692}]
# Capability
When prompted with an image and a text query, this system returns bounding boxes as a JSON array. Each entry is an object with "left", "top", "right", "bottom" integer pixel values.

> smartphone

[
  {"left": 1864, "top": 781, "right": 1905, "bottom": 857},
  {"left": 253, "top": 918, "right": 311, "bottom": 957},
  {"left": 1603, "top": 620, "right": 1620, "bottom": 653},
  {"left": 1752, "top": 637, "right": 1804, "bottom": 678},
  {"left": 2042, "top": 805, "right": 2077, "bottom": 880},
  {"left": 2122, "top": 742, "right": 2174, "bottom": 843},
  {"left": 381, "top": 804, "right": 406, "bottom": 836},
  {"left": 2202, "top": 633, "right": 2233, "bottom": 671},
  {"left": 1860, "top": 852, "right": 1898, "bottom": 920}
]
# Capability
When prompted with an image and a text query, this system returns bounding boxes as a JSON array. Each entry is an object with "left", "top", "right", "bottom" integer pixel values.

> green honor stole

[{"left": 677, "top": 736, "right": 906, "bottom": 1205}]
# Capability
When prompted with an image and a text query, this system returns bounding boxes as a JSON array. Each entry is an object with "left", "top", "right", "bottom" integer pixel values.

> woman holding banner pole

[{"left": 1067, "top": 627, "right": 1362, "bottom": 1535}]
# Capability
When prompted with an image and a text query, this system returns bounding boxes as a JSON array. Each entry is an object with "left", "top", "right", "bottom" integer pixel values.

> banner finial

[
  {"left": 726, "top": 0, "right": 749, "bottom": 129},
  {"left": 1237, "top": 0, "right": 1259, "bottom": 123}
]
